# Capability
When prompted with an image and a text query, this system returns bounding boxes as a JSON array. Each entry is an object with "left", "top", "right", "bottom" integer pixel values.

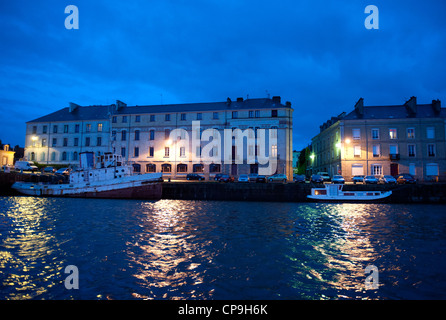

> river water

[{"left": 0, "top": 196, "right": 445, "bottom": 300}]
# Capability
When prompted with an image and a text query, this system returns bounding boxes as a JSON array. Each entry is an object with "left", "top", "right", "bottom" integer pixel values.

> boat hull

[{"left": 307, "top": 191, "right": 392, "bottom": 203}]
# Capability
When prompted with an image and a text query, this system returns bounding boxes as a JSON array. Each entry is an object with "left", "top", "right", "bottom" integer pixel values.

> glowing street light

[{"left": 345, "top": 138, "right": 351, "bottom": 144}]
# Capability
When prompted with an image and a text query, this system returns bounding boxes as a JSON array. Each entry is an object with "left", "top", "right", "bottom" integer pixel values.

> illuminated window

[
  {"left": 407, "top": 128, "right": 415, "bottom": 139},
  {"left": 352, "top": 128, "right": 361, "bottom": 140},
  {"left": 354, "top": 145, "right": 361, "bottom": 157},
  {"left": 389, "top": 128, "right": 397, "bottom": 139}
]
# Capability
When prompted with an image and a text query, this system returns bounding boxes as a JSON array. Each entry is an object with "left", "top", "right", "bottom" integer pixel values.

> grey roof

[
  {"left": 343, "top": 104, "right": 446, "bottom": 120},
  {"left": 27, "top": 97, "right": 291, "bottom": 123}
]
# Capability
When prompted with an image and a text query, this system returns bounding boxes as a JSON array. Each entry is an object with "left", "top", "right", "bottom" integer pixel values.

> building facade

[
  {"left": 25, "top": 96, "right": 294, "bottom": 180},
  {"left": 312, "top": 97, "right": 446, "bottom": 182}
]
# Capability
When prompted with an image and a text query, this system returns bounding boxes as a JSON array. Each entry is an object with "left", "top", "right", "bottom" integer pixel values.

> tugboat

[
  {"left": 12, "top": 152, "right": 163, "bottom": 199},
  {"left": 307, "top": 184, "right": 392, "bottom": 202}
]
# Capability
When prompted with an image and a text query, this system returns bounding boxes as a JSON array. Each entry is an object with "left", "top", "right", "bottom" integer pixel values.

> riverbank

[{"left": 2, "top": 172, "right": 446, "bottom": 203}]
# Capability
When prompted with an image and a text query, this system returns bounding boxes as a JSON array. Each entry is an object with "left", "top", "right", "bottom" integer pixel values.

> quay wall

[{"left": 2, "top": 172, "right": 446, "bottom": 203}]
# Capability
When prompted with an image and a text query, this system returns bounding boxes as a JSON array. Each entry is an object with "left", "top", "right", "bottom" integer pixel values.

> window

[
  {"left": 146, "top": 164, "right": 156, "bottom": 173},
  {"left": 371, "top": 128, "right": 379, "bottom": 140},
  {"left": 210, "top": 163, "right": 221, "bottom": 173},
  {"left": 161, "top": 163, "right": 171, "bottom": 173},
  {"left": 121, "top": 147, "right": 126, "bottom": 157},
  {"left": 150, "top": 115, "right": 155, "bottom": 122},
  {"left": 52, "top": 138, "right": 57, "bottom": 147},
  {"left": 149, "top": 130, "right": 155, "bottom": 140},
  {"left": 32, "top": 126, "right": 37, "bottom": 134},
  {"left": 197, "top": 113, "right": 202, "bottom": 120},
  {"left": 86, "top": 124, "right": 91, "bottom": 132},
  {"left": 121, "top": 130, "right": 127, "bottom": 141},
  {"left": 372, "top": 145, "right": 380, "bottom": 157},
  {"left": 427, "top": 127, "right": 435, "bottom": 139},
  {"left": 164, "top": 147, "right": 170, "bottom": 157},
  {"left": 62, "top": 152, "right": 67, "bottom": 161},
  {"left": 135, "top": 115, "right": 140, "bottom": 122},
  {"left": 134, "top": 147, "right": 139, "bottom": 157},
  {"left": 51, "top": 152, "right": 56, "bottom": 161},
  {"left": 354, "top": 145, "right": 361, "bottom": 157},
  {"left": 193, "top": 164, "right": 204, "bottom": 173},
  {"left": 43, "top": 125, "right": 47, "bottom": 134},
  {"left": 165, "top": 129, "right": 170, "bottom": 139},
  {"left": 180, "top": 147, "right": 186, "bottom": 157},
  {"left": 428, "top": 144, "right": 436, "bottom": 157},
  {"left": 74, "top": 138, "right": 79, "bottom": 146},
  {"left": 371, "top": 164, "right": 383, "bottom": 175},
  {"left": 177, "top": 164, "right": 187, "bottom": 173},
  {"left": 426, "top": 163, "right": 439, "bottom": 176},
  {"left": 53, "top": 125, "right": 58, "bottom": 134},
  {"left": 63, "top": 138, "right": 68, "bottom": 147},
  {"left": 407, "top": 128, "right": 415, "bottom": 139},
  {"left": 134, "top": 130, "right": 140, "bottom": 141},
  {"left": 389, "top": 144, "right": 398, "bottom": 155},
  {"left": 409, "top": 163, "right": 416, "bottom": 176},
  {"left": 64, "top": 125, "right": 69, "bottom": 133},
  {"left": 112, "top": 116, "right": 117, "bottom": 123},
  {"left": 181, "top": 113, "right": 186, "bottom": 121},
  {"left": 249, "top": 110, "right": 254, "bottom": 118},
  {"left": 97, "top": 137, "right": 102, "bottom": 146},
  {"left": 255, "top": 110, "right": 260, "bottom": 118},
  {"left": 133, "top": 164, "right": 141, "bottom": 173},
  {"left": 389, "top": 128, "right": 397, "bottom": 139},
  {"left": 85, "top": 137, "right": 90, "bottom": 147},
  {"left": 122, "top": 116, "right": 127, "bottom": 123},
  {"left": 270, "top": 126, "right": 278, "bottom": 139},
  {"left": 271, "top": 145, "right": 277, "bottom": 157},
  {"left": 98, "top": 123, "right": 103, "bottom": 132},
  {"left": 232, "top": 111, "right": 238, "bottom": 119},
  {"left": 408, "top": 144, "right": 416, "bottom": 157},
  {"left": 165, "top": 114, "right": 170, "bottom": 121},
  {"left": 352, "top": 128, "right": 361, "bottom": 140},
  {"left": 42, "top": 139, "right": 46, "bottom": 147},
  {"left": 271, "top": 110, "right": 278, "bottom": 117},
  {"left": 213, "top": 112, "right": 219, "bottom": 120},
  {"left": 75, "top": 124, "right": 80, "bottom": 133},
  {"left": 149, "top": 147, "right": 154, "bottom": 157},
  {"left": 73, "top": 152, "right": 78, "bottom": 161}
]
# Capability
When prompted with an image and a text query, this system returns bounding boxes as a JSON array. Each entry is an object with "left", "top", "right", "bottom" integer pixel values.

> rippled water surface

[{"left": 1, "top": 196, "right": 445, "bottom": 300}]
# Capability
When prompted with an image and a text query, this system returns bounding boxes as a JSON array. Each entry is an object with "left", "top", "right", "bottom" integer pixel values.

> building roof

[
  {"left": 343, "top": 104, "right": 446, "bottom": 120},
  {"left": 27, "top": 97, "right": 291, "bottom": 123}
]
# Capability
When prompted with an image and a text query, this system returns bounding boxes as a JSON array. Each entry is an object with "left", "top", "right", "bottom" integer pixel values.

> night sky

[{"left": 1, "top": 0, "right": 445, "bottom": 150}]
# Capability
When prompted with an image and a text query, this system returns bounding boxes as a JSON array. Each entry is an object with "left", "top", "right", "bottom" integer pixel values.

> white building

[{"left": 25, "top": 96, "right": 294, "bottom": 180}]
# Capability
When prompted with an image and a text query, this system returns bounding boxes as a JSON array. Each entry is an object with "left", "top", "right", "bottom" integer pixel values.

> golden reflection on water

[
  {"left": 0, "top": 197, "right": 65, "bottom": 300},
  {"left": 127, "top": 200, "right": 214, "bottom": 300}
]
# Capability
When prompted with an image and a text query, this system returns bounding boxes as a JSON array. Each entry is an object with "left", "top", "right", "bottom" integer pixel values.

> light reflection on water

[{"left": 1, "top": 197, "right": 445, "bottom": 300}]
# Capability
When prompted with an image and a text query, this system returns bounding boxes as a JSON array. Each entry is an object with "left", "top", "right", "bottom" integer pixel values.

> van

[{"left": 15, "top": 161, "right": 38, "bottom": 172}]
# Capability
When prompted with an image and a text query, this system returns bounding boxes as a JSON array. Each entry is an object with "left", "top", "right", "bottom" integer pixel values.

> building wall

[{"left": 24, "top": 100, "right": 293, "bottom": 180}]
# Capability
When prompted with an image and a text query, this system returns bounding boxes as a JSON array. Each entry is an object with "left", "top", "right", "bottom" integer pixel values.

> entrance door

[
  {"left": 231, "top": 164, "right": 237, "bottom": 176},
  {"left": 390, "top": 163, "right": 399, "bottom": 176}
]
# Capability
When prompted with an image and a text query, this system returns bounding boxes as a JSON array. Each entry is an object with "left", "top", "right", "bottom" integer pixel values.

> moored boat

[
  {"left": 12, "top": 152, "right": 163, "bottom": 199},
  {"left": 307, "top": 184, "right": 392, "bottom": 202}
]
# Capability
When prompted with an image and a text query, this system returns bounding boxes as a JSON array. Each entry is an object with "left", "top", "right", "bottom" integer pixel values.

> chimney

[
  {"left": 432, "top": 99, "right": 441, "bottom": 114},
  {"left": 354, "top": 97, "right": 364, "bottom": 116},
  {"left": 404, "top": 96, "right": 417, "bottom": 116},
  {"left": 236, "top": 97, "right": 244, "bottom": 102},
  {"left": 285, "top": 101, "right": 292, "bottom": 108},
  {"left": 116, "top": 100, "right": 127, "bottom": 110},
  {"left": 69, "top": 102, "right": 80, "bottom": 113},
  {"left": 272, "top": 96, "right": 281, "bottom": 103},
  {"left": 226, "top": 97, "right": 232, "bottom": 107}
]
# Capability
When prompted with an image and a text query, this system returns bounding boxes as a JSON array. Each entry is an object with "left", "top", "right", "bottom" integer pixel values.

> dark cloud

[{"left": 1, "top": 0, "right": 445, "bottom": 149}]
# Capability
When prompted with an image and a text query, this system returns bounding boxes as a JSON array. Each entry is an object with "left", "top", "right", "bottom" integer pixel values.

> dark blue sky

[{"left": 1, "top": 0, "right": 445, "bottom": 150}]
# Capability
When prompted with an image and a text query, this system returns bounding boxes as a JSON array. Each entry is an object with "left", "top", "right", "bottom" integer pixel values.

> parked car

[
  {"left": 317, "top": 172, "right": 331, "bottom": 182},
  {"left": 238, "top": 174, "right": 249, "bottom": 182},
  {"left": 379, "top": 175, "right": 397, "bottom": 184},
  {"left": 256, "top": 175, "right": 267, "bottom": 183},
  {"left": 43, "top": 166, "right": 56, "bottom": 173},
  {"left": 268, "top": 174, "right": 287, "bottom": 183},
  {"left": 332, "top": 175, "right": 345, "bottom": 184},
  {"left": 186, "top": 173, "right": 205, "bottom": 181},
  {"left": 352, "top": 175, "right": 365, "bottom": 184},
  {"left": 15, "top": 161, "right": 38, "bottom": 172},
  {"left": 363, "top": 175, "right": 379, "bottom": 184},
  {"left": 396, "top": 173, "right": 417, "bottom": 184},
  {"left": 310, "top": 174, "right": 324, "bottom": 183},
  {"left": 213, "top": 173, "right": 225, "bottom": 181},
  {"left": 293, "top": 174, "right": 306, "bottom": 183},
  {"left": 55, "top": 168, "right": 71, "bottom": 175},
  {"left": 248, "top": 173, "right": 259, "bottom": 182},
  {"left": 218, "top": 174, "right": 234, "bottom": 183}
]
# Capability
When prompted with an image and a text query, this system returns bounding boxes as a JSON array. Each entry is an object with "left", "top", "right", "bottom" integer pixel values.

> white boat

[
  {"left": 12, "top": 152, "right": 163, "bottom": 199},
  {"left": 307, "top": 184, "right": 392, "bottom": 202}
]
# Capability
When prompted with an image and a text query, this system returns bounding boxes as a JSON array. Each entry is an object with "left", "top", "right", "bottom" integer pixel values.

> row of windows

[
  {"left": 32, "top": 123, "right": 103, "bottom": 135},
  {"left": 352, "top": 144, "right": 437, "bottom": 158},
  {"left": 33, "top": 137, "right": 105, "bottom": 148},
  {"left": 352, "top": 127, "right": 436, "bottom": 140},
  {"left": 111, "top": 110, "right": 279, "bottom": 123}
]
